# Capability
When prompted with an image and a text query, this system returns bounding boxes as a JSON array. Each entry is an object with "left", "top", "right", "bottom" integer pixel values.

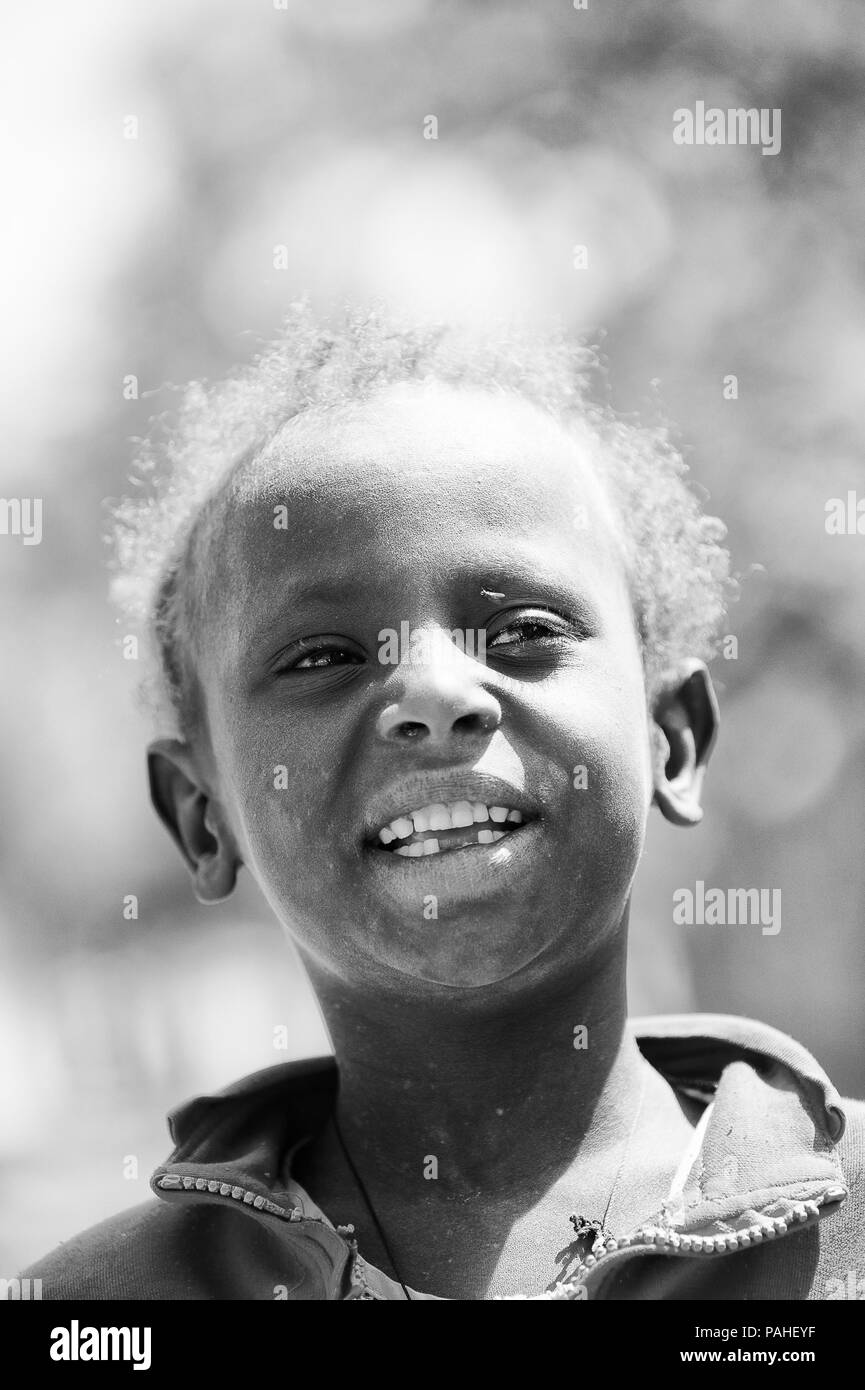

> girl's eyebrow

[
  {"left": 243, "top": 577, "right": 366, "bottom": 647},
  {"left": 286, "top": 579, "right": 358, "bottom": 607},
  {"left": 472, "top": 564, "right": 599, "bottom": 611}
]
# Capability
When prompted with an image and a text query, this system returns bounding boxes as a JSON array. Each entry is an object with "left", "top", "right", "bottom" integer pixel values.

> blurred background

[{"left": 2, "top": 0, "right": 864, "bottom": 1271}]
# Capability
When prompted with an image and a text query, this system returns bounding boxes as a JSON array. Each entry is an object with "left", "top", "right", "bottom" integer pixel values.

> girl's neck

[{"left": 304, "top": 939, "right": 649, "bottom": 1202}]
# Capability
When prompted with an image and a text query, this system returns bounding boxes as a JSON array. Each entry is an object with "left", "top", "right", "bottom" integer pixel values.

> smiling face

[{"left": 191, "top": 383, "right": 655, "bottom": 993}]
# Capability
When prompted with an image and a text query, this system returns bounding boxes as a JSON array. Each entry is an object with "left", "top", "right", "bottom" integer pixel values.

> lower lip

[{"left": 363, "top": 819, "right": 544, "bottom": 904}]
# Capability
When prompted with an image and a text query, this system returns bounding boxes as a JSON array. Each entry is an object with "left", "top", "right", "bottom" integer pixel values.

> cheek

[
  {"left": 212, "top": 706, "right": 337, "bottom": 876},
  {"left": 581, "top": 724, "right": 651, "bottom": 878},
  {"left": 542, "top": 659, "right": 653, "bottom": 852},
  {"left": 230, "top": 764, "right": 354, "bottom": 951},
  {"left": 602, "top": 691, "right": 654, "bottom": 816}
]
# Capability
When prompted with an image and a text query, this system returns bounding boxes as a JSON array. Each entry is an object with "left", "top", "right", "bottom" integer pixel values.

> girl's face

[{"left": 194, "top": 384, "right": 654, "bottom": 994}]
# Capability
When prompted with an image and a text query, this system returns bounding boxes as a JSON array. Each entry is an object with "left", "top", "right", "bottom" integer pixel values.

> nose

[{"left": 376, "top": 632, "right": 502, "bottom": 746}]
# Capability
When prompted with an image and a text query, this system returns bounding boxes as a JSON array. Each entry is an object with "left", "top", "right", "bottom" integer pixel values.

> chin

[{"left": 365, "top": 915, "right": 558, "bottom": 992}]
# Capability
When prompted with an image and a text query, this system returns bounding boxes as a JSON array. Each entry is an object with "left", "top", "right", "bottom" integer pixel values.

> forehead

[
  {"left": 198, "top": 384, "right": 632, "bottom": 648},
  {"left": 230, "top": 382, "right": 622, "bottom": 551}
]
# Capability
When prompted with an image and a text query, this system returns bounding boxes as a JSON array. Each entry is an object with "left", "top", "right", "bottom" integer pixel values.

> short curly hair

[{"left": 110, "top": 304, "right": 733, "bottom": 740}]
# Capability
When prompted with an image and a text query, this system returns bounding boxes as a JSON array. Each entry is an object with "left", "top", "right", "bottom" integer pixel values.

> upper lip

[{"left": 362, "top": 771, "right": 540, "bottom": 842}]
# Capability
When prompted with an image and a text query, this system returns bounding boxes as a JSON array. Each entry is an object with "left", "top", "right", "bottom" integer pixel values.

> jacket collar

[
  {"left": 633, "top": 1012, "right": 846, "bottom": 1142},
  {"left": 629, "top": 1016, "right": 847, "bottom": 1223},
  {"left": 151, "top": 1014, "right": 849, "bottom": 1300}
]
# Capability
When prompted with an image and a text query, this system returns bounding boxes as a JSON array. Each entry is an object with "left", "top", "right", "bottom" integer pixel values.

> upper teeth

[{"left": 377, "top": 802, "right": 524, "bottom": 845}]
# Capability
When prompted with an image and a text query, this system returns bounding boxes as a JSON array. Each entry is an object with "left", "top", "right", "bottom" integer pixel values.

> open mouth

[{"left": 371, "top": 800, "right": 528, "bottom": 858}]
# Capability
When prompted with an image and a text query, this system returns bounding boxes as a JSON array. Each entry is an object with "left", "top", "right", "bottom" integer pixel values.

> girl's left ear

[{"left": 651, "top": 660, "right": 719, "bottom": 827}]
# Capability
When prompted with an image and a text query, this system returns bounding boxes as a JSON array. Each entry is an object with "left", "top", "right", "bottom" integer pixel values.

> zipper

[
  {"left": 155, "top": 1172, "right": 305, "bottom": 1220},
  {"left": 155, "top": 1170, "right": 847, "bottom": 1301},
  {"left": 155, "top": 1172, "right": 391, "bottom": 1299},
  {"left": 509, "top": 1184, "right": 848, "bottom": 1301}
]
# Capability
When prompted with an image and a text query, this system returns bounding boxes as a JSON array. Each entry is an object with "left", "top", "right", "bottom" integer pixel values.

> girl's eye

[
  {"left": 487, "top": 613, "right": 574, "bottom": 649},
  {"left": 296, "top": 649, "right": 362, "bottom": 670},
  {"left": 278, "top": 640, "right": 365, "bottom": 672}
]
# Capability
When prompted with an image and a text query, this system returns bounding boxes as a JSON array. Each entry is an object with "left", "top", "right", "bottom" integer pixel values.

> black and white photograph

[{"left": 2, "top": 0, "right": 864, "bottom": 1360}]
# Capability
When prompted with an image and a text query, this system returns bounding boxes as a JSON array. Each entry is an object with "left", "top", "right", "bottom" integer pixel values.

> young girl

[{"left": 23, "top": 311, "right": 863, "bottom": 1299}]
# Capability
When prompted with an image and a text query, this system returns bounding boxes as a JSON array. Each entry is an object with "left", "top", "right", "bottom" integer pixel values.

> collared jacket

[{"left": 22, "top": 1014, "right": 865, "bottom": 1300}]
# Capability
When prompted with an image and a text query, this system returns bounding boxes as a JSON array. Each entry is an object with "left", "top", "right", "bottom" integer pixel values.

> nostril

[
  {"left": 395, "top": 722, "right": 428, "bottom": 741},
  {"left": 453, "top": 710, "right": 497, "bottom": 737}
]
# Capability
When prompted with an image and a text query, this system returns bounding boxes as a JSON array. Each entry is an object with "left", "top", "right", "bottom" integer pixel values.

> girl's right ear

[{"left": 147, "top": 740, "right": 242, "bottom": 903}]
